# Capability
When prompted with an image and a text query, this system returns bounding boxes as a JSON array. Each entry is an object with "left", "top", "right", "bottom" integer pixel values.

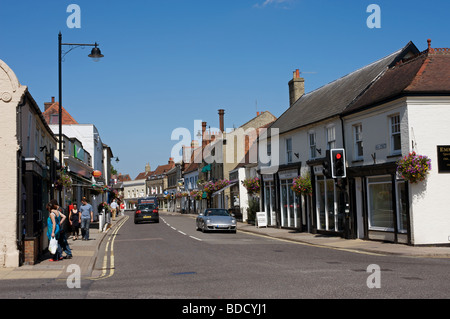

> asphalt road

[
  {"left": 1, "top": 211, "right": 449, "bottom": 306},
  {"left": 88, "top": 212, "right": 450, "bottom": 299}
]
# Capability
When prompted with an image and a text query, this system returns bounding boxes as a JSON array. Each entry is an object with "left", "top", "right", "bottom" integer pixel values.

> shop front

[{"left": 347, "top": 163, "right": 410, "bottom": 243}]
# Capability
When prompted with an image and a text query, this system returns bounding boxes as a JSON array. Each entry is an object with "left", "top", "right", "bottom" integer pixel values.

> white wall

[
  {"left": 406, "top": 97, "right": 450, "bottom": 245},
  {"left": 0, "top": 59, "right": 23, "bottom": 267},
  {"left": 343, "top": 99, "right": 408, "bottom": 166}
]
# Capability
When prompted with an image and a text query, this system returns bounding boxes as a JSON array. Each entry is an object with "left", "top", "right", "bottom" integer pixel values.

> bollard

[{"left": 99, "top": 209, "right": 105, "bottom": 232}]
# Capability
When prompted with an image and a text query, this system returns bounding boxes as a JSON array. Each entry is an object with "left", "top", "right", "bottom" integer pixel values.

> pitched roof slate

[{"left": 270, "top": 42, "right": 419, "bottom": 134}]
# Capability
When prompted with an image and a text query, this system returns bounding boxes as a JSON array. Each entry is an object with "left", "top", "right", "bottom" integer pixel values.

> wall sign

[{"left": 437, "top": 145, "right": 450, "bottom": 173}]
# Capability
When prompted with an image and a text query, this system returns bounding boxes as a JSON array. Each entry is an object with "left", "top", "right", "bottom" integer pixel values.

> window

[
  {"left": 367, "top": 176, "right": 393, "bottom": 230},
  {"left": 286, "top": 138, "right": 292, "bottom": 164},
  {"left": 280, "top": 179, "right": 298, "bottom": 228},
  {"left": 326, "top": 126, "right": 336, "bottom": 150},
  {"left": 390, "top": 115, "right": 401, "bottom": 154},
  {"left": 50, "top": 114, "right": 59, "bottom": 124},
  {"left": 396, "top": 180, "right": 408, "bottom": 233},
  {"left": 309, "top": 132, "right": 316, "bottom": 159},
  {"left": 316, "top": 175, "right": 343, "bottom": 232},
  {"left": 353, "top": 124, "right": 363, "bottom": 159}
]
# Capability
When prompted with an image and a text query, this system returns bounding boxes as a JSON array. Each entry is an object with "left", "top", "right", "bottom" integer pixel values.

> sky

[{"left": 1, "top": 0, "right": 449, "bottom": 179}]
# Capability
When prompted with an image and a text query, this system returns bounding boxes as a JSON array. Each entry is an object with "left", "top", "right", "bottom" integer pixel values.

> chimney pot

[
  {"left": 288, "top": 69, "right": 305, "bottom": 107},
  {"left": 218, "top": 109, "right": 225, "bottom": 133}
]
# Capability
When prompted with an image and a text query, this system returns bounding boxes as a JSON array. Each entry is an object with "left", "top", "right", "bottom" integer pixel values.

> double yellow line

[{"left": 90, "top": 215, "right": 129, "bottom": 281}]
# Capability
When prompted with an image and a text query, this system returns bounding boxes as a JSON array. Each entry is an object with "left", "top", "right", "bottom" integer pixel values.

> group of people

[{"left": 46, "top": 197, "right": 94, "bottom": 262}]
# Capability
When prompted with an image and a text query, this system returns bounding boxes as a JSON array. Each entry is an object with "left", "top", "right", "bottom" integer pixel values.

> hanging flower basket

[
  {"left": 396, "top": 151, "right": 431, "bottom": 184},
  {"left": 57, "top": 169, "right": 73, "bottom": 189},
  {"left": 292, "top": 174, "right": 312, "bottom": 196},
  {"left": 203, "top": 179, "right": 231, "bottom": 198},
  {"left": 242, "top": 177, "right": 260, "bottom": 196},
  {"left": 192, "top": 190, "right": 204, "bottom": 201}
]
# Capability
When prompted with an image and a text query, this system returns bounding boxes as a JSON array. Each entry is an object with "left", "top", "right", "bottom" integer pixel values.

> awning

[{"left": 212, "top": 183, "right": 236, "bottom": 197}]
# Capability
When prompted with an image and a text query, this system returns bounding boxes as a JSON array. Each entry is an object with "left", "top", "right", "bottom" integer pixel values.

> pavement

[{"left": 1, "top": 210, "right": 450, "bottom": 281}]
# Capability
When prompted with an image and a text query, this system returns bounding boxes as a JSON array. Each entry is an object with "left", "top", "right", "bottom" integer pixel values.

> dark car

[{"left": 134, "top": 203, "right": 159, "bottom": 224}]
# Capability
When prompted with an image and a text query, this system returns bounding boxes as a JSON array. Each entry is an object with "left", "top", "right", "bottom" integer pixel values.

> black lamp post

[{"left": 58, "top": 32, "right": 104, "bottom": 205}]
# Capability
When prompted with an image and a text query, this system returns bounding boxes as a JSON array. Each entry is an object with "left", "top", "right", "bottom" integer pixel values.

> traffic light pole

[{"left": 323, "top": 149, "right": 351, "bottom": 239}]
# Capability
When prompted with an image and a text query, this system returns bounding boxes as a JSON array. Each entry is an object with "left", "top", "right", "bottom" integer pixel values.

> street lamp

[{"left": 58, "top": 32, "right": 104, "bottom": 204}]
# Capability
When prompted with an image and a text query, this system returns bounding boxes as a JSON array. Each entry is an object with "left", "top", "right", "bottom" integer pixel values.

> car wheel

[{"left": 201, "top": 222, "right": 207, "bottom": 233}]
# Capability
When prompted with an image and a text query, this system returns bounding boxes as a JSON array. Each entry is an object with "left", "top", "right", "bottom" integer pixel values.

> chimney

[
  {"left": 145, "top": 163, "right": 151, "bottom": 172},
  {"left": 288, "top": 69, "right": 305, "bottom": 107},
  {"left": 168, "top": 157, "right": 174, "bottom": 165},
  {"left": 202, "top": 121, "right": 207, "bottom": 148},
  {"left": 44, "top": 96, "right": 56, "bottom": 111},
  {"left": 218, "top": 109, "right": 225, "bottom": 133}
]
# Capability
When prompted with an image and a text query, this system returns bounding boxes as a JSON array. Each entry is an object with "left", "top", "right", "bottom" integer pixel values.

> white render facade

[
  {"left": 259, "top": 41, "right": 450, "bottom": 246},
  {"left": 0, "top": 59, "right": 58, "bottom": 266},
  {"left": 49, "top": 124, "right": 106, "bottom": 212}
]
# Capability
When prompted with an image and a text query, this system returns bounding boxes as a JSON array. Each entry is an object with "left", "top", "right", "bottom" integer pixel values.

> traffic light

[
  {"left": 331, "top": 148, "right": 346, "bottom": 178},
  {"left": 322, "top": 150, "right": 332, "bottom": 178}
]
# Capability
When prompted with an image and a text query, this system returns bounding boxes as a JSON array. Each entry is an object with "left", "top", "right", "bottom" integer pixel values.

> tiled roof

[
  {"left": 135, "top": 171, "right": 154, "bottom": 180},
  {"left": 153, "top": 162, "right": 175, "bottom": 175},
  {"left": 269, "top": 42, "right": 419, "bottom": 134},
  {"left": 344, "top": 45, "right": 450, "bottom": 113},
  {"left": 42, "top": 101, "right": 78, "bottom": 125}
]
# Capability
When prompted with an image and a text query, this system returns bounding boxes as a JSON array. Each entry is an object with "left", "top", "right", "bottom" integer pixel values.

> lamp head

[{"left": 88, "top": 43, "right": 104, "bottom": 62}]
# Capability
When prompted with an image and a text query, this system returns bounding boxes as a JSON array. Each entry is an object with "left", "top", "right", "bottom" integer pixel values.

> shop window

[
  {"left": 316, "top": 175, "right": 343, "bottom": 232},
  {"left": 280, "top": 179, "right": 298, "bottom": 228},
  {"left": 264, "top": 181, "right": 276, "bottom": 226},
  {"left": 396, "top": 180, "right": 408, "bottom": 233},
  {"left": 367, "top": 176, "right": 394, "bottom": 230}
]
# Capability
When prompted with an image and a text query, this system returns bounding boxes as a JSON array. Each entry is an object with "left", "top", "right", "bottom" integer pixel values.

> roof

[
  {"left": 344, "top": 45, "right": 450, "bottom": 114},
  {"left": 270, "top": 42, "right": 419, "bottom": 134},
  {"left": 43, "top": 100, "right": 79, "bottom": 125},
  {"left": 152, "top": 162, "right": 175, "bottom": 176},
  {"left": 135, "top": 171, "right": 154, "bottom": 180}
]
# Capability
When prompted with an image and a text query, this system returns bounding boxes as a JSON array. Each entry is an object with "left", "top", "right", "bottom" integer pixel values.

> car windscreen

[
  {"left": 138, "top": 204, "right": 157, "bottom": 210},
  {"left": 205, "top": 210, "right": 229, "bottom": 216}
]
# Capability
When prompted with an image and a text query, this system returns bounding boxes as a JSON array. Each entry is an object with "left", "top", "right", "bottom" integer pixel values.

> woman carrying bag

[{"left": 47, "top": 201, "right": 64, "bottom": 261}]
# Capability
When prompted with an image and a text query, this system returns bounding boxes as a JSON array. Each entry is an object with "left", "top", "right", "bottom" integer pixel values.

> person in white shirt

[{"left": 110, "top": 199, "right": 119, "bottom": 221}]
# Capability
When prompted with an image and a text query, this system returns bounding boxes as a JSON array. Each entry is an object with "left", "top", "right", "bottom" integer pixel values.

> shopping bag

[{"left": 49, "top": 237, "right": 58, "bottom": 254}]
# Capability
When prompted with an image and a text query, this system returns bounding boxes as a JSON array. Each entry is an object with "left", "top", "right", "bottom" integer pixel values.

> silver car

[{"left": 196, "top": 208, "right": 237, "bottom": 233}]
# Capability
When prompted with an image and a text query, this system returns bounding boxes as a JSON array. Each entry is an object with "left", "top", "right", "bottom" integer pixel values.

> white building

[
  {"left": 49, "top": 123, "right": 107, "bottom": 214},
  {"left": 0, "top": 59, "right": 58, "bottom": 266},
  {"left": 259, "top": 40, "right": 450, "bottom": 245}
]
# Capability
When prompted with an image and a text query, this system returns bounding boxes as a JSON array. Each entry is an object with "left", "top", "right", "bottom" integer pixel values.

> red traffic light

[{"left": 335, "top": 153, "right": 342, "bottom": 160}]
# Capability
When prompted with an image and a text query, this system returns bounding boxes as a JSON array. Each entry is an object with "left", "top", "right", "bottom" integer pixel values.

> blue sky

[{"left": 1, "top": 0, "right": 449, "bottom": 179}]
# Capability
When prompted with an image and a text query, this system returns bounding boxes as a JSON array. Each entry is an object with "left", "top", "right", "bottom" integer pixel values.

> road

[{"left": 1, "top": 211, "right": 449, "bottom": 305}]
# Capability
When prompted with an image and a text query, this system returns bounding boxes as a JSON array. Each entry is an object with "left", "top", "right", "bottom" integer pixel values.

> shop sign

[
  {"left": 256, "top": 212, "right": 267, "bottom": 228},
  {"left": 437, "top": 145, "right": 450, "bottom": 173}
]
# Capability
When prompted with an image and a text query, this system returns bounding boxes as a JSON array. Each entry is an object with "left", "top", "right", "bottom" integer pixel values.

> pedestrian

[
  {"left": 46, "top": 201, "right": 63, "bottom": 262},
  {"left": 110, "top": 199, "right": 118, "bottom": 221},
  {"left": 51, "top": 199, "right": 72, "bottom": 259},
  {"left": 69, "top": 203, "right": 81, "bottom": 240},
  {"left": 80, "top": 197, "right": 94, "bottom": 241},
  {"left": 120, "top": 202, "right": 125, "bottom": 216}
]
